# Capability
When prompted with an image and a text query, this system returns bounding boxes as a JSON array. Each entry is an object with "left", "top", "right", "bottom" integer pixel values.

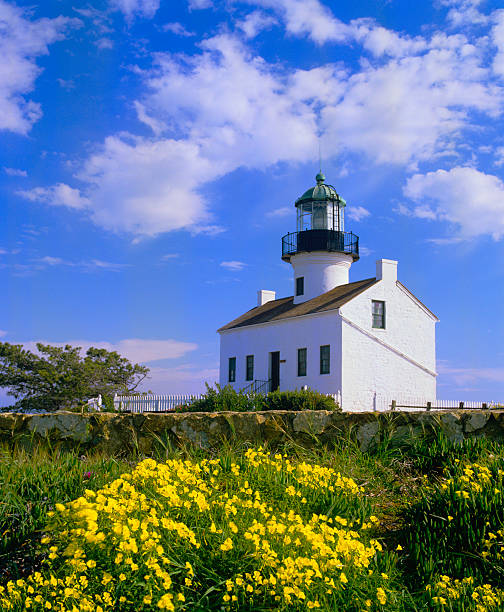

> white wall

[
  {"left": 339, "top": 278, "right": 437, "bottom": 411},
  {"left": 219, "top": 310, "right": 342, "bottom": 394}
]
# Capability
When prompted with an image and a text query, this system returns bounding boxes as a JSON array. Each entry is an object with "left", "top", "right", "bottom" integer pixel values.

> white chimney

[
  {"left": 257, "top": 290, "right": 276, "bottom": 307},
  {"left": 376, "top": 259, "right": 398, "bottom": 283}
]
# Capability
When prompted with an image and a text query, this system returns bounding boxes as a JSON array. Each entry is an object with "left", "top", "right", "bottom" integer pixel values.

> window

[
  {"left": 372, "top": 300, "right": 386, "bottom": 329},
  {"left": 228, "top": 357, "right": 236, "bottom": 382},
  {"left": 297, "top": 348, "right": 307, "bottom": 377},
  {"left": 296, "top": 277, "right": 304, "bottom": 296},
  {"left": 320, "top": 345, "right": 330, "bottom": 375},
  {"left": 246, "top": 355, "right": 254, "bottom": 381}
]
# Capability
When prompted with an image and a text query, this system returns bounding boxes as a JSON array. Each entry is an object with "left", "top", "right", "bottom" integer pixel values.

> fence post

[
  {"left": 427, "top": 401, "right": 431, "bottom": 411},
  {"left": 459, "top": 401, "right": 464, "bottom": 409},
  {"left": 391, "top": 400, "right": 396, "bottom": 411}
]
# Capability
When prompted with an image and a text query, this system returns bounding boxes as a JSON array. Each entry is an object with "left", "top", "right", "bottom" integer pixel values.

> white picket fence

[{"left": 113, "top": 394, "right": 203, "bottom": 412}]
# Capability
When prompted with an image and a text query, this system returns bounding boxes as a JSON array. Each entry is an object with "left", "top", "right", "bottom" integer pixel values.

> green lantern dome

[{"left": 295, "top": 173, "right": 346, "bottom": 206}]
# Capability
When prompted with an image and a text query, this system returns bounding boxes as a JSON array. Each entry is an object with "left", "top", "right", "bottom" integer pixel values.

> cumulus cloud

[
  {"left": 238, "top": 0, "right": 351, "bottom": 44},
  {"left": 321, "top": 37, "right": 499, "bottom": 166},
  {"left": 265, "top": 206, "right": 291, "bottom": 218},
  {"left": 23, "top": 338, "right": 197, "bottom": 364},
  {"left": 18, "top": 183, "right": 89, "bottom": 209},
  {"left": 25, "top": 8, "right": 504, "bottom": 238},
  {"left": 494, "top": 146, "right": 504, "bottom": 166},
  {"left": 188, "top": 0, "right": 213, "bottom": 8},
  {"left": 4, "top": 167, "right": 27, "bottom": 177},
  {"left": 346, "top": 206, "right": 370, "bottom": 222},
  {"left": 145, "top": 364, "right": 219, "bottom": 394},
  {"left": 220, "top": 260, "right": 247, "bottom": 271},
  {"left": 0, "top": 2, "right": 80, "bottom": 134},
  {"left": 492, "top": 9, "right": 504, "bottom": 78},
  {"left": 352, "top": 19, "right": 427, "bottom": 57},
  {"left": 237, "top": 11, "right": 277, "bottom": 38},
  {"left": 403, "top": 166, "right": 504, "bottom": 240},
  {"left": 76, "top": 135, "right": 223, "bottom": 235},
  {"left": 438, "top": 363, "right": 504, "bottom": 386},
  {"left": 109, "top": 0, "right": 160, "bottom": 20},
  {"left": 162, "top": 22, "right": 195, "bottom": 37}
]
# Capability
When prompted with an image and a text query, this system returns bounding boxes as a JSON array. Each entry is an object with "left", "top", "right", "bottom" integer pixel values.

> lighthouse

[
  {"left": 281, "top": 173, "right": 359, "bottom": 303},
  {"left": 218, "top": 173, "right": 438, "bottom": 411}
]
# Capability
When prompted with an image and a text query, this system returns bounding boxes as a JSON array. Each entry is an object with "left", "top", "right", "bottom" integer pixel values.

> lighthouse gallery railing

[{"left": 281, "top": 229, "right": 359, "bottom": 261}]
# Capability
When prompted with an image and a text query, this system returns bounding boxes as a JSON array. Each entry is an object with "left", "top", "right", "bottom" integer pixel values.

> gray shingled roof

[{"left": 218, "top": 277, "right": 378, "bottom": 332}]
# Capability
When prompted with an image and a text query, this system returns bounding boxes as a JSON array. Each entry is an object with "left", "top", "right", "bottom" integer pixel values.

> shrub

[{"left": 177, "top": 384, "right": 340, "bottom": 413}]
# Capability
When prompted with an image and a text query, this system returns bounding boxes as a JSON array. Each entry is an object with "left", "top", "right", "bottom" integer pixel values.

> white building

[{"left": 217, "top": 173, "right": 438, "bottom": 411}]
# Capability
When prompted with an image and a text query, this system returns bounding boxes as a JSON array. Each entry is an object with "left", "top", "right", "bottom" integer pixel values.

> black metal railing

[
  {"left": 242, "top": 379, "right": 271, "bottom": 395},
  {"left": 282, "top": 229, "right": 359, "bottom": 261}
]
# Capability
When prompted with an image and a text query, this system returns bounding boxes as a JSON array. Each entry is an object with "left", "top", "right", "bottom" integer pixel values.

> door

[{"left": 270, "top": 351, "right": 280, "bottom": 391}]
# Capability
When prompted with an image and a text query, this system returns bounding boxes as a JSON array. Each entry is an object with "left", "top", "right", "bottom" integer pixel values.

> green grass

[{"left": 1, "top": 432, "right": 504, "bottom": 610}]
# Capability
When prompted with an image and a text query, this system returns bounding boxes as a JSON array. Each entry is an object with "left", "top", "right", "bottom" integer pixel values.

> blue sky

[{"left": 1, "top": 0, "right": 503, "bottom": 404}]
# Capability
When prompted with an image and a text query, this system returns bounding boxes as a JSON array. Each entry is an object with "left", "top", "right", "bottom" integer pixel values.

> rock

[
  {"left": 28, "top": 413, "right": 91, "bottom": 443},
  {"left": 439, "top": 412, "right": 464, "bottom": 443},
  {"left": 356, "top": 421, "right": 380, "bottom": 452},
  {"left": 293, "top": 410, "right": 332, "bottom": 435},
  {"left": 465, "top": 412, "right": 490, "bottom": 433}
]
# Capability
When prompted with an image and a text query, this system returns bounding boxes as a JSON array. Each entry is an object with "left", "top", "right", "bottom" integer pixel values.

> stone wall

[{"left": 1, "top": 410, "right": 504, "bottom": 454}]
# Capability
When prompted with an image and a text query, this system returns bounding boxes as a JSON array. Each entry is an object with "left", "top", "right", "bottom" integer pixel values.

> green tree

[{"left": 0, "top": 342, "right": 149, "bottom": 411}]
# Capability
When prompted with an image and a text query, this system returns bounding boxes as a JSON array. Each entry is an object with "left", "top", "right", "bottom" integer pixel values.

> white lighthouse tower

[{"left": 281, "top": 172, "right": 359, "bottom": 303}]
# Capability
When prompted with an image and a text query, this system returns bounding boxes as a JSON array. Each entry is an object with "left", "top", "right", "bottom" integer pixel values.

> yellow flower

[
  {"left": 220, "top": 538, "right": 233, "bottom": 552},
  {"left": 377, "top": 587, "right": 387, "bottom": 605}
]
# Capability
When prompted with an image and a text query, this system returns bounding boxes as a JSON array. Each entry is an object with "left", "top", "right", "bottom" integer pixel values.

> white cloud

[
  {"left": 188, "top": 0, "right": 213, "bottom": 9},
  {"left": 30, "top": 13, "right": 504, "bottom": 237},
  {"left": 162, "top": 22, "right": 195, "bottom": 37},
  {"left": 404, "top": 167, "right": 504, "bottom": 240},
  {"left": 220, "top": 260, "right": 247, "bottom": 271},
  {"left": 109, "top": 0, "right": 160, "bottom": 20},
  {"left": 23, "top": 338, "right": 197, "bottom": 364},
  {"left": 492, "top": 9, "right": 504, "bottom": 78},
  {"left": 265, "top": 206, "right": 291, "bottom": 218},
  {"left": 321, "top": 38, "right": 499, "bottom": 166},
  {"left": 358, "top": 246, "right": 373, "bottom": 257},
  {"left": 96, "top": 37, "right": 114, "bottom": 50},
  {"left": 0, "top": 2, "right": 80, "bottom": 134},
  {"left": 57, "top": 78, "right": 75, "bottom": 90},
  {"left": 161, "top": 253, "right": 180, "bottom": 260},
  {"left": 237, "top": 11, "right": 277, "bottom": 38},
  {"left": 4, "top": 167, "right": 27, "bottom": 177},
  {"left": 238, "top": 0, "right": 351, "bottom": 44},
  {"left": 134, "top": 101, "right": 167, "bottom": 135},
  {"left": 0, "top": 330, "right": 7, "bottom": 337},
  {"left": 352, "top": 19, "right": 427, "bottom": 57},
  {"left": 494, "top": 146, "right": 504, "bottom": 166},
  {"left": 145, "top": 364, "right": 219, "bottom": 394},
  {"left": 38, "top": 256, "right": 64, "bottom": 266},
  {"left": 438, "top": 363, "right": 504, "bottom": 386},
  {"left": 76, "top": 135, "right": 222, "bottom": 235},
  {"left": 346, "top": 205, "right": 370, "bottom": 222},
  {"left": 18, "top": 183, "right": 89, "bottom": 209},
  {"left": 441, "top": 0, "right": 488, "bottom": 28}
]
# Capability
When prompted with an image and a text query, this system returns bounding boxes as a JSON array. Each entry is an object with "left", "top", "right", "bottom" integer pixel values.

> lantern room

[
  {"left": 282, "top": 173, "right": 359, "bottom": 263},
  {"left": 295, "top": 172, "right": 346, "bottom": 232}
]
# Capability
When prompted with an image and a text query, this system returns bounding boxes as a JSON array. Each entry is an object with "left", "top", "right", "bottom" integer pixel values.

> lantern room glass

[{"left": 296, "top": 200, "right": 344, "bottom": 233}]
